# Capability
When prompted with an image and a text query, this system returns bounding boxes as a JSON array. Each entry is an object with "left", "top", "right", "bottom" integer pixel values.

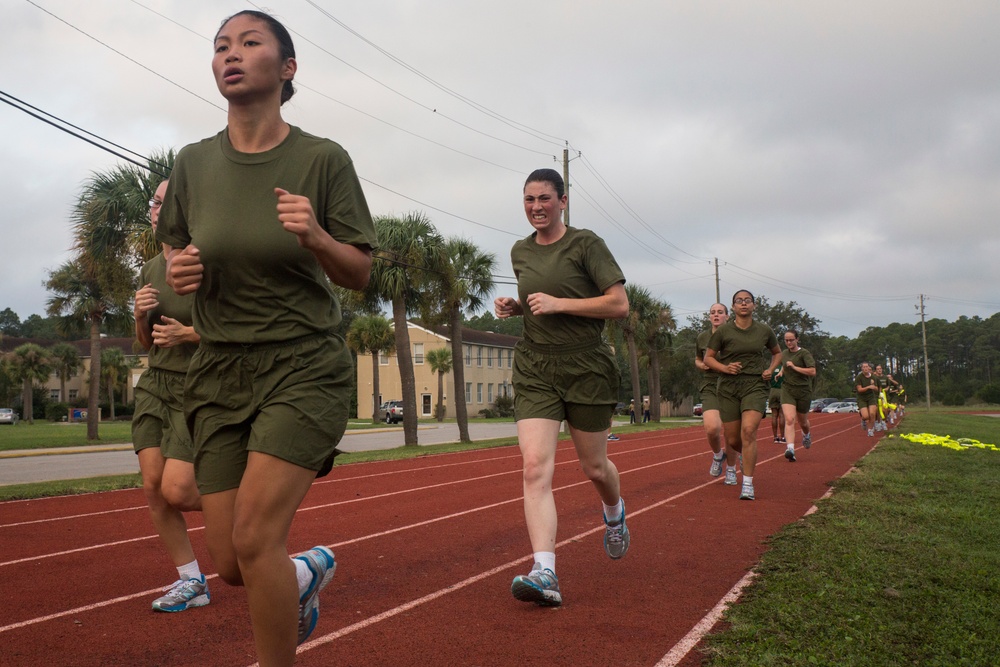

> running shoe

[
  {"left": 773, "top": 436, "right": 780, "bottom": 443},
  {"left": 803, "top": 433, "right": 812, "bottom": 449},
  {"left": 724, "top": 466, "right": 738, "bottom": 485},
  {"left": 868, "top": 429, "right": 874, "bottom": 437},
  {"left": 860, "top": 421, "right": 867, "bottom": 432},
  {"left": 511, "top": 564, "right": 562, "bottom": 607},
  {"left": 607, "top": 433, "right": 620, "bottom": 441},
  {"left": 739, "top": 482, "right": 755, "bottom": 501},
  {"left": 152, "top": 575, "right": 210, "bottom": 613},
  {"left": 603, "top": 501, "right": 630, "bottom": 559},
  {"left": 709, "top": 454, "right": 726, "bottom": 477},
  {"left": 784, "top": 448, "right": 796, "bottom": 462},
  {"left": 779, "top": 437, "right": 787, "bottom": 444},
  {"left": 295, "top": 546, "right": 336, "bottom": 645}
]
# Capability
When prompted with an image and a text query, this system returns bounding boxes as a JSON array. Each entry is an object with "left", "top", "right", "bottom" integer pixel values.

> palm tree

[
  {"left": 100, "top": 347, "right": 129, "bottom": 421},
  {"left": 49, "top": 342, "right": 82, "bottom": 404},
  {"left": 10, "top": 343, "right": 52, "bottom": 424},
  {"left": 438, "top": 237, "right": 496, "bottom": 442},
  {"left": 426, "top": 346, "right": 453, "bottom": 422},
  {"left": 645, "top": 300, "right": 677, "bottom": 420},
  {"left": 621, "top": 284, "right": 655, "bottom": 415},
  {"left": 346, "top": 314, "right": 396, "bottom": 423},
  {"left": 365, "top": 212, "right": 446, "bottom": 445}
]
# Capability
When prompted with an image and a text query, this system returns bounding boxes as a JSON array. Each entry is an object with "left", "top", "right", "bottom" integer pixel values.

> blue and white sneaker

[
  {"left": 709, "top": 453, "right": 726, "bottom": 477},
  {"left": 740, "top": 481, "right": 755, "bottom": 501},
  {"left": 152, "top": 575, "right": 210, "bottom": 612},
  {"left": 803, "top": 433, "right": 812, "bottom": 449},
  {"left": 295, "top": 546, "right": 336, "bottom": 645},
  {"left": 511, "top": 564, "right": 562, "bottom": 606},
  {"left": 724, "top": 466, "right": 738, "bottom": 485},
  {"left": 603, "top": 501, "right": 630, "bottom": 560},
  {"left": 784, "top": 447, "right": 796, "bottom": 462}
]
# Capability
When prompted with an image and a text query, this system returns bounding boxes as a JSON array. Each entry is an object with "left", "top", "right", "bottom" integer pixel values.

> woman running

[
  {"left": 779, "top": 329, "right": 816, "bottom": 461},
  {"left": 855, "top": 363, "right": 879, "bottom": 436},
  {"left": 495, "top": 168, "right": 630, "bottom": 607},
  {"left": 157, "top": 10, "right": 376, "bottom": 665},
  {"left": 703, "top": 290, "right": 781, "bottom": 500},
  {"left": 695, "top": 302, "right": 731, "bottom": 477}
]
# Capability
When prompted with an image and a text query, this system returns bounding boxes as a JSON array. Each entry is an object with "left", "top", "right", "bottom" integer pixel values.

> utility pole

[
  {"left": 562, "top": 147, "right": 571, "bottom": 226},
  {"left": 714, "top": 258, "right": 720, "bottom": 304},
  {"left": 918, "top": 294, "right": 931, "bottom": 411}
]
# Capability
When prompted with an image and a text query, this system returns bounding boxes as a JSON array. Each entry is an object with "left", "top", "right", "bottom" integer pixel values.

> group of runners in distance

[
  {"left": 121, "top": 9, "right": 906, "bottom": 666},
  {"left": 694, "top": 298, "right": 906, "bottom": 503}
]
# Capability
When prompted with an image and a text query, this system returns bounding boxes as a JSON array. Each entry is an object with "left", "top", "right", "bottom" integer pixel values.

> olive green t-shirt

[
  {"left": 510, "top": 227, "right": 625, "bottom": 347},
  {"left": 874, "top": 374, "right": 890, "bottom": 391},
  {"left": 696, "top": 329, "right": 721, "bottom": 392},
  {"left": 156, "top": 126, "right": 377, "bottom": 344},
  {"left": 707, "top": 320, "right": 779, "bottom": 376},
  {"left": 781, "top": 348, "right": 815, "bottom": 387},
  {"left": 856, "top": 372, "right": 876, "bottom": 397},
  {"left": 138, "top": 253, "right": 197, "bottom": 373}
]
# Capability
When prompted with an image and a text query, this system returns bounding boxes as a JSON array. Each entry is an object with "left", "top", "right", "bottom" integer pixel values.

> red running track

[{"left": 0, "top": 413, "right": 881, "bottom": 667}]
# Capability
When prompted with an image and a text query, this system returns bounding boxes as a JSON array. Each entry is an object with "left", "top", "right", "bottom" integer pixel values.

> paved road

[{"left": 0, "top": 422, "right": 521, "bottom": 487}]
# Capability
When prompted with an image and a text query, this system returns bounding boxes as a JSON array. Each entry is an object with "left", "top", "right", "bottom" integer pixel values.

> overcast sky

[{"left": 3, "top": 0, "right": 999, "bottom": 339}]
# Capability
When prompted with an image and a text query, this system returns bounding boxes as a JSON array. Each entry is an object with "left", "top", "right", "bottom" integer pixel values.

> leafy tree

[
  {"left": 365, "top": 212, "right": 446, "bottom": 445},
  {"left": 49, "top": 342, "right": 82, "bottom": 404},
  {"left": 645, "top": 299, "right": 676, "bottom": 419},
  {"left": 616, "top": 284, "right": 654, "bottom": 417},
  {"left": 466, "top": 311, "right": 523, "bottom": 337},
  {"left": 9, "top": 343, "right": 52, "bottom": 424},
  {"left": 100, "top": 346, "right": 130, "bottom": 420},
  {"left": 0, "top": 308, "right": 21, "bottom": 336},
  {"left": 19, "top": 314, "right": 71, "bottom": 340},
  {"left": 346, "top": 314, "right": 395, "bottom": 423},
  {"left": 426, "top": 346, "right": 453, "bottom": 422}
]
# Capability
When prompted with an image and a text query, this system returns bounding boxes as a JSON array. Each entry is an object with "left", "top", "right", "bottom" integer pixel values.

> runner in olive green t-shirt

[
  {"left": 695, "top": 303, "right": 731, "bottom": 477},
  {"left": 495, "top": 168, "right": 629, "bottom": 608},
  {"left": 704, "top": 290, "right": 781, "bottom": 501},
  {"left": 768, "top": 367, "right": 785, "bottom": 445},
  {"left": 155, "top": 10, "right": 377, "bottom": 660},
  {"left": 779, "top": 330, "right": 816, "bottom": 460},
  {"left": 855, "top": 363, "right": 880, "bottom": 436},
  {"left": 873, "top": 365, "right": 898, "bottom": 431}
]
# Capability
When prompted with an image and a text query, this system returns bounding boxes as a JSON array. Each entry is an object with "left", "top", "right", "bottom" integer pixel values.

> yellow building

[{"left": 355, "top": 322, "right": 520, "bottom": 420}]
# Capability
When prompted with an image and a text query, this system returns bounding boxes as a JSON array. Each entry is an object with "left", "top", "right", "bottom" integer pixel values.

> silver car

[
  {"left": 822, "top": 401, "right": 859, "bottom": 413},
  {"left": 0, "top": 408, "right": 19, "bottom": 425}
]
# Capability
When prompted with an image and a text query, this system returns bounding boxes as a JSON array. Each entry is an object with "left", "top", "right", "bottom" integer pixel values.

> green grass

[
  {"left": 701, "top": 410, "right": 1000, "bottom": 666},
  {"left": 0, "top": 421, "right": 135, "bottom": 451}
]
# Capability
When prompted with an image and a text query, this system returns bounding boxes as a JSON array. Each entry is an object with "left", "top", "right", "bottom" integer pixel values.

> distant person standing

[
  {"left": 628, "top": 399, "right": 636, "bottom": 424},
  {"left": 695, "top": 302, "right": 731, "bottom": 478},
  {"left": 704, "top": 290, "right": 781, "bottom": 501},
  {"left": 495, "top": 167, "right": 630, "bottom": 608},
  {"left": 642, "top": 397, "right": 651, "bottom": 423},
  {"left": 855, "top": 363, "right": 879, "bottom": 436},
  {"left": 779, "top": 330, "right": 816, "bottom": 462},
  {"left": 133, "top": 178, "right": 208, "bottom": 613},
  {"left": 768, "top": 366, "right": 785, "bottom": 445}
]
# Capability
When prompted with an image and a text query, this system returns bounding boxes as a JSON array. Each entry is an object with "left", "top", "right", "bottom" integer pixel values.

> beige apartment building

[{"left": 355, "top": 322, "right": 520, "bottom": 420}]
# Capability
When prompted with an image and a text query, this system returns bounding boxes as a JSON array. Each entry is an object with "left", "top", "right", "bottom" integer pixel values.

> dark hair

[
  {"left": 732, "top": 289, "right": 755, "bottom": 304},
  {"left": 217, "top": 10, "right": 297, "bottom": 105},
  {"left": 785, "top": 329, "right": 799, "bottom": 339},
  {"left": 710, "top": 302, "right": 729, "bottom": 315},
  {"left": 524, "top": 168, "right": 565, "bottom": 199}
]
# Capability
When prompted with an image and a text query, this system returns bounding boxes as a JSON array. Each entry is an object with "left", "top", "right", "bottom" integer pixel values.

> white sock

[
  {"left": 534, "top": 551, "right": 556, "bottom": 574},
  {"left": 727, "top": 465, "right": 736, "bottom": 473},
  {"left": 743, "top": 475, "right": 754, "bottom": 487},
  {"left": 294, "top": 557, "right": 313, "bottom": 596},
  {"left": 603, "top": 498, "right": 623, "bottom": 523},
  {"left": 786, "top": 442, "right": 795, "bottom": 450},
  {"left": 713, "top": 450, "right": 726, "bottom": 461},
  {"left": 177, "top": 559, "right": 202, "bottom": 581}
]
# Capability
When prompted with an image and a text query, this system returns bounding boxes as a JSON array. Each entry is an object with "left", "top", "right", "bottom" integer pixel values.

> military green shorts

[
  {"left": 699, "top": 375, "right": 721, "bottom": 412},
  {"left": 781, "top": 384, "right": 812, "bottom": 414},
  {"left": 857, "top": 393, "right": 878, "bottom": 408},
  {"left": 512, "top": 338, "right": 618, "bottom": 433},
  {"left": 185, "top": 332, "right": 352, "bottom": 495},
  {"left": 132, "top": 367, "right": 195, "bottom": 463},
  {"left": 717, "top": 374, "right": 769, "bottom": 423},
  {"left": 768, "top": 388, "right": 782, "bottom": 411}
]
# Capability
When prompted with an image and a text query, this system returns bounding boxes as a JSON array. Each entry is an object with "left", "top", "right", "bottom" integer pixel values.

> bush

[
  {"left": 46, "top": 403, "right": 70, "bottom": 422},
  {"left": 493, "top": 394, "right": 514, "bottom": 418},
  {"left": 977, "top": 384, "right": 1000, "bottom": 405}
]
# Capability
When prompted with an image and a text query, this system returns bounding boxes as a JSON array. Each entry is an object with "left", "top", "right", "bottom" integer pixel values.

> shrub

[
  {"left": 977, "top": 384, "right": 1000, "bottom": 405},
  {"left": 46, "top": 403, "right": 70, "bottom": 422}
]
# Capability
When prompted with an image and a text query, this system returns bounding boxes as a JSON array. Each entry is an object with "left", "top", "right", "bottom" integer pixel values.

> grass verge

[{"left": 701, "top": 410, "right": 1000, "bottom": 666}]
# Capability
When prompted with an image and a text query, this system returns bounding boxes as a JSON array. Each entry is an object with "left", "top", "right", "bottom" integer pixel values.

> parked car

[
  {"left": 693, "top": 403, "right": 703, "bottom": 416},
  {"left": 0, "top": 408, "right": 19, "bottom": 425},
  {"left": 383, "top": 400, "right": 404, "bottom": 424},
  {"left": 823, "top": 401, "right": 859, "bottom": 413},
  {"left": 810, "top": 398, "right": 838, "bottom": 412}
]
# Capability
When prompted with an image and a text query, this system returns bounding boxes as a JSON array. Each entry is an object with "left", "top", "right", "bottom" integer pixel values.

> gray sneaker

[
  {"left": 803, "top": 433, "right": 812, "bottom": 449},
  {"left": 152, "top": 575, "right": 210, "bottom": 612},
  {"left": 603, "top": 501, "right": 630, "bottom": 559},
  {"left": 511, "top": 564, "right": 562, "bottom": 606},
  {"left": 709, "top": 454, "right": 725, "bottom": 477},
  {"left": 724, "top": 466, "right": 738, "bottom": 485},
  {"left": 739, "top": 482, "right": 755, "bottom": 501},
  {"left": 296, "top": 546, "right": 336, "bottom": 645},
  {"left": 785, "top": 448, "right": 796, "bottom": 462}
]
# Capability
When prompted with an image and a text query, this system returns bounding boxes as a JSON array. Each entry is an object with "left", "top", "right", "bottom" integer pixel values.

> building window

[
  {"left": 414, "top": 343, "right": 424, "bottom": 365},
  {"left": 69, "top": 389, "right": 78, "bottom": 400},
  {"left": 487, "top": 347, "right": 493, "bottom": 368},
  {"left": 379, "top": 351, "right": 389, "bottom": 365},
  {"left": 488, "top": 383, "right": 494, "bottom": 403},
  {"left": 477, "top": 383, "right": 483, "bottom": 403},
  {"left": 507, "top": 349, "right": 513, "bottom": 368},
  {"left": 50, "top": 389, "right": 60, "bottom": 400},
  {"left": 465, "top": 345, "right": 471, "bottom": 366},
  {"left": 465, "top": 383, "right": 472, "bottom": 403},
  {"left": 477, "top": 346, "right": 483, "bottom": 367}
]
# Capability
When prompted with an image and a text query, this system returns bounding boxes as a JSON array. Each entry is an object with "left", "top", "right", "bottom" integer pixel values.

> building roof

[{"left": 417, "top": 323, "right": 520, "bottom": 348}]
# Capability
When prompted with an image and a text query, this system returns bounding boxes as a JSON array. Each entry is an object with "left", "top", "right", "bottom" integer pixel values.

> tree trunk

[
  {"left": 87, "top": 319, "right": 101, "bottom": 440},
  {"left": 392, "top": 297, "right": 418, "bottom": 445},
  {"left": 370, "top": 351, "right": 381, "bottom": 423},
  {"left": 107, "top": 378, "right": 116, "bottom": 421},
  {"left": 436, "top": 371, "right": 445, "bottom": 422},
  {"left": 22, "top": 378, "right": 33, "bottom": 425},
  {"left": 649, "top": 343, "right": 662, "bottom": 421},
  {"left": 625, "top": 330, "right": 642, "bottom": 417},
  {"left": 60, "top": 374, "right": 67, "bottom": 404},
  {"left": 449, "top": 307, "right": 472, "bottom": 443}
]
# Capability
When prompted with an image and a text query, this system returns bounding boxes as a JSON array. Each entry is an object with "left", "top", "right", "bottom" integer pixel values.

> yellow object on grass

[{"left": 893, "top": 432, "right": 999, "bottom": 452}]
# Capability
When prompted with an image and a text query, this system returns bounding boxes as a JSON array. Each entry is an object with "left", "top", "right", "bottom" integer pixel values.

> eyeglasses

[
  {"left": 733, "top": 298, "right": 754, "bottom": 305},
  {"left": 148, "top": 199, "right": 163, "bottom": 209}
]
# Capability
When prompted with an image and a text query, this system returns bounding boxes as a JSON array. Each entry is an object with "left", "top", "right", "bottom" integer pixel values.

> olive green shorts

[
  {"left": 512, "top": 338, "right": 618, "bottom": 433},
  {"left": 780, "top": 384, "right": 812, "bottom": 414},
  {"left": 768, "top": 388, "right": 782, "bottom": 412},
  {"left": 717, "top": 374, "right": 769, "bottom": 423},
  {"left": 699, "top": 375, "right": 721, "bottom": 412},
  {"left": 132, "top": 367, "right": 195, "bottom": 463},
  {"left": 857, "top": 393, "right": 878, "bottom": 408},
  {"left": 185, "top": 333, "right": 352, "bottom": 495}
]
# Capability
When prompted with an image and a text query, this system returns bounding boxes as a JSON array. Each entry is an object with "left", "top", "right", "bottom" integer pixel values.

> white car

[
  {"left": 0, "top": 408, "right": 19, "bottom": 425},
  {"left": 822, "top": 401, "right": 859, "bottom": 413}
]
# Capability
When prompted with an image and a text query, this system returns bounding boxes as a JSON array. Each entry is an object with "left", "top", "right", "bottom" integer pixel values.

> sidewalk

[{"left": 0, "top": 422, "right": 520, "bottom": 487}]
